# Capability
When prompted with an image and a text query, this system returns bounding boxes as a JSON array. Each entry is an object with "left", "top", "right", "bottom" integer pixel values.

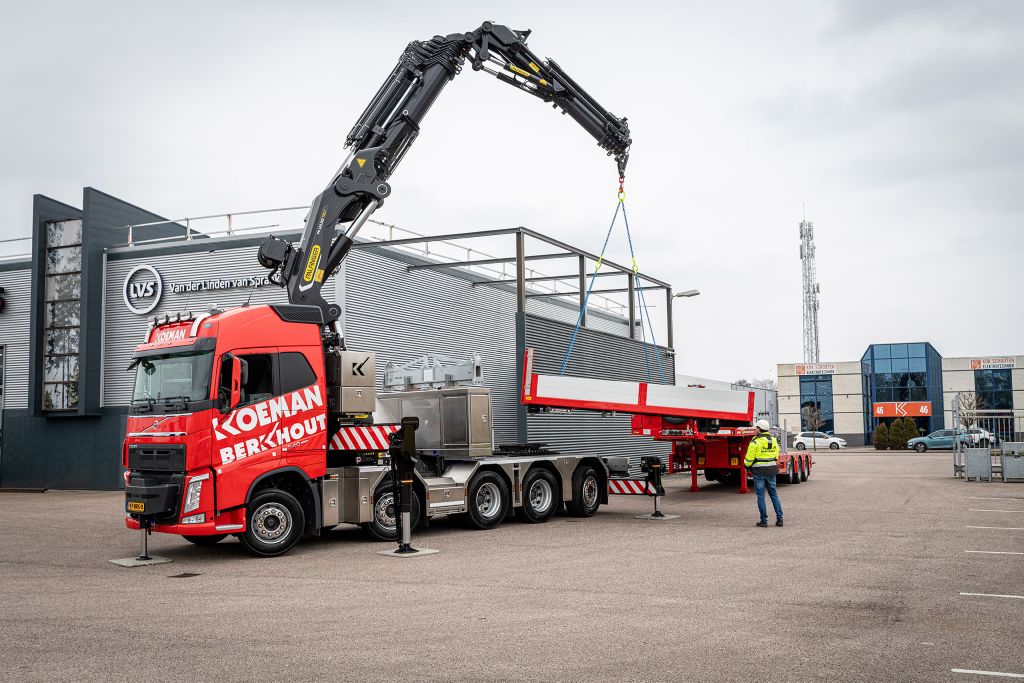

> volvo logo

[{"left": 122, "top": 264, "right": 163, "bottom": 315}]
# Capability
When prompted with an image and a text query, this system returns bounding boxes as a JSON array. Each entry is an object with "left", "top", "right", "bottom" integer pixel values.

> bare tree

[
  {"left": 955, "top": 392, "right": 984, "bottom": 430},
  {"left": 801, "top": 404, "right": 825, "bottom": 450},
  {"left": 733, "top": 379, "right": 752, "bottom": 387},
  {"left": 734, "top": 378, "right": 777, "bottom": 391}
]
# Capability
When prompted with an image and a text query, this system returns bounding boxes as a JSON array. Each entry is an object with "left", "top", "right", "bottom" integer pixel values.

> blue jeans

[{"left": 752, "top": 469, "right": 783, "bottom": 523}]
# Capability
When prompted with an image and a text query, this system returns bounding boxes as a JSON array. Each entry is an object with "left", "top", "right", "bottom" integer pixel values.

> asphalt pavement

[{"left": 1, "top": 453, "right": 1022, "bottom": 682}]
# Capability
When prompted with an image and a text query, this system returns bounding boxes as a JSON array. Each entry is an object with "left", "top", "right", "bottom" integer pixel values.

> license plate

[{"left": 127, "top": 501, "right": 145, "bottom": 512}]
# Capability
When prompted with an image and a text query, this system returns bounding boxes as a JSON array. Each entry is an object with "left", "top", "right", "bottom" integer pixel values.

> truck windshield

[{"left": 132, "top": 351, "right": 214, "bottom": 403}]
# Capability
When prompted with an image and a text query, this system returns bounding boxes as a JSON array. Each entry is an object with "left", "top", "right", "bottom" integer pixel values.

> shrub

[
  {"left": 889, "top": 420, "right": 908, "bottom": 450},
  {"left": 872, "top": 422, "right": 889, "bottom": 450},
  {"left": 901, "top": 418, "right": 920, "bottom": 444}
]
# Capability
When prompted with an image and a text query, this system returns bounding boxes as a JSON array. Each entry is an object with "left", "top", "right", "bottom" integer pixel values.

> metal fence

[{"left": 951, "top": 395, "right": 1024, "bottom": 482}]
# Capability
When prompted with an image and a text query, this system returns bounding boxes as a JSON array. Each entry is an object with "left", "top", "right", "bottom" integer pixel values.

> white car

[{"left": 792, "top": 431, "right": 846, "bottom": 450}]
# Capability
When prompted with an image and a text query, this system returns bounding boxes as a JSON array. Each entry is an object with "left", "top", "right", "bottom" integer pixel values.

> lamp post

[{"left": 665, "top": 288, "right": 700, "bottom": 350}]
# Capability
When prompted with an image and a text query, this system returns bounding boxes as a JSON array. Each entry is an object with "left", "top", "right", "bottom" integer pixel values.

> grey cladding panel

[{"left": 0, "top": 269, "right": 32, "bottom": 409}]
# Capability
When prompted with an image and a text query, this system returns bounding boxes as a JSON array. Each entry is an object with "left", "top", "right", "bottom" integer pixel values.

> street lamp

[{"left": 674, "top": 289, "right": 700, "bottom": 298}]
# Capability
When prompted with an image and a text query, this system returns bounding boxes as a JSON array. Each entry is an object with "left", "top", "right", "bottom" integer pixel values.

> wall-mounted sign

[
  {"left": 123, "top": 265, "right": 163, "bottom": 315},
  {"left": 796, "top": 363, "right": 836, "bottom": 375},
  {"left": 873, "top": 401, "right": 931, "bottom": 418},
  {"left": 969, "top": 357, "right": 1016, "bottom": 370},
  {"left": 168, "top": 275, "right": 271, "bottom": 294}
]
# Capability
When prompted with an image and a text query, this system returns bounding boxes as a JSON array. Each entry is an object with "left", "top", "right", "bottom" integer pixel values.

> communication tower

[{"left": 800, "top": 218, "right": 820, "bottom": 363}]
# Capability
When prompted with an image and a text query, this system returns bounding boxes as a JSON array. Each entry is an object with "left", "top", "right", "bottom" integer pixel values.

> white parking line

[
  {"left": 965, "top": 550, "right": 1024, "bottom": 556},
  {"left": 951, "top": 669, "right": 1024, "bottom": 679},
  {"left": 969, "top": 509, "right": 1024, "bottom": 513},
  {"left": 966, "top": 526, "right": 1024, "bottom": 531},
  {"left": 959, "top": 592, "right": 1024, "bottom": 600}
]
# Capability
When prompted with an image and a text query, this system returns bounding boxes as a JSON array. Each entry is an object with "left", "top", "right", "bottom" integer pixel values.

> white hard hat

[{"left": 755, "top": 419, "right": 770, "bottom": 431}]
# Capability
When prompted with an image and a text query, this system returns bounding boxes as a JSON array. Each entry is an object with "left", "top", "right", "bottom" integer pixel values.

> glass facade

[
  {"left": 799, "top": 374, "right": 834, "bottom": 433},
  {"left": 42, "top": 219, "right": 82, "bottom": 411},
  {"left": 862, "top": 342, "right": 943, "bottom": 434},
  {"left": 974, "top": 369, "right": 1013, "bottom": 410}
]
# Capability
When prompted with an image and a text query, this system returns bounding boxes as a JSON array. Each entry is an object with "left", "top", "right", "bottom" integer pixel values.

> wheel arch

[{"left": 246, "top": 467, "right": 321, "bottom": 535}]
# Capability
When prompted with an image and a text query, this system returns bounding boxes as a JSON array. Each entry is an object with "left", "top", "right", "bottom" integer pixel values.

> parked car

[
  {"left": 792, "top": 431, "right": 846, "bottom": 450},
  {"left": 908, "top": 429, "right": 958, "bottom": 452},
  {"left": 963, "top": 427, "right": 997, "bottom": 448}
]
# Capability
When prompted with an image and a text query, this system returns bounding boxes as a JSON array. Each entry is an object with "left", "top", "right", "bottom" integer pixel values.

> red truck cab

[{"left": 123, "top": 304, "right": 328, "bottom": 553}]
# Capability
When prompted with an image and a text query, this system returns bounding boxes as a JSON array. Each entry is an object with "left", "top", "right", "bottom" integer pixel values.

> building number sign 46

[{"left": 873, "top": 401, "right": 932, "bottom": 418}]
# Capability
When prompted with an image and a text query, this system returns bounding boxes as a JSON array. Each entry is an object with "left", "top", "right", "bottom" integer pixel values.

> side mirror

[
  {"left": 219, "top": 353, "right": 247, "bottom": 413},
  {"left": 230, "top": 356, "right": 243, "bottom": 411}
]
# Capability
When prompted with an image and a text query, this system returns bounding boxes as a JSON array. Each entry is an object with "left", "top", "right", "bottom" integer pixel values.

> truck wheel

[
  {"left": 800, "top": 457, "right": 808, "bottom": 481},
  {"left": 792, "top": 460, "right": 802, "bottom": 484},
  {"left": 567, "top": 465, "right": 601, "bottom": 517},
  {"left": 704, "top": 469, "right": 718, "bottom": 482},
  {"left": 362, "top": 482, "right": 422, "bottom": 542},
  {"left": 240, "top": 489, "right": 304, "bottom": 557},
  {"left": 464, "top": 471, "right": 509, "bottom": 530},
  {"left": 183, "top": 534, "right": 227, "bottom": 546},
  {"left": 520, "top": 468, "right": 559, "bottom": 524},
  {"left": 786, "top": 461, "right": 796, "bottom": 485}
]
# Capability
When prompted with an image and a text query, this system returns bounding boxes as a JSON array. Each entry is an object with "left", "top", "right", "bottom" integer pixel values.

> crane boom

[{"left": 257, "top": 21, "right": 632, "bottom": 323}]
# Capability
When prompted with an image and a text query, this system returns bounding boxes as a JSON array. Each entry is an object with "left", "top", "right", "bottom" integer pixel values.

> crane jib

[{"left": 257, "top": 21, "right": 632, "bottom": 325}]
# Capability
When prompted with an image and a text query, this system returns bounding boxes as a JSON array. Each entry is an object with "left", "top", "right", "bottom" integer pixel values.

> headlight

[{"left": 183, "top": 473, "right": 209, "bottom": 514}]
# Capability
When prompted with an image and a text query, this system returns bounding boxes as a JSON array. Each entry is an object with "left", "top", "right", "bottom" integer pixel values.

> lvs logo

[{"left": 122, "top": 265, "right": 163, "bottom": 315}]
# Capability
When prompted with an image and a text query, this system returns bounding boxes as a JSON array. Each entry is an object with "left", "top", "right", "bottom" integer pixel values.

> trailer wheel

[
  {"left": 362, "top": 482, "right": 422, "bottom": 542},
  {"left": 800, "top": 457, "right": 809, "bottom": 481},
  {"left": 520, "top": 468, "right": 559, "bottom": 524},
  {"left": 567, "top": 466, "right": 601, "bottom": 517},
  {"left": 463, "top": 471, "right": 509, "bottom": 530},
  {"left": 240, "top": 489, "right": 304, "bottom": 557},
  {"left": 786, "top": 461, "right": 797, "bottom": 485},
  {"left": 802, "top": 458, "right": 811, "bottom": 481},
  {"left": 791, "top": 460, "right": 802, "bottom": 484},
  {"left": 183, "top": 534, "right": 227, "bottom": 546}
]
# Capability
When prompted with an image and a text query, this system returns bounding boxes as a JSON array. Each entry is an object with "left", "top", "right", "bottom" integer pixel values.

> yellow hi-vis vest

[{"left": 744, "top": 431, "right": 779, "bottom": 469}]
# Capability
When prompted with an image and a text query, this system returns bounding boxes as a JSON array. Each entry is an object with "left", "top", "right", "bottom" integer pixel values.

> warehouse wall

[{"left": 0, "top": 265, "right": 32, "bottom": 410}]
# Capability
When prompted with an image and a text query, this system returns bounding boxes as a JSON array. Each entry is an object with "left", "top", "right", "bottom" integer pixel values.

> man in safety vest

[{"left": 744, "top": 419, "right": 783, "bottom": 527}]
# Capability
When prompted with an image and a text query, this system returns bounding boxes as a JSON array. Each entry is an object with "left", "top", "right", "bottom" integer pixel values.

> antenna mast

[{"left": 799, "top": 217, "right": 821, "bottom": 363}]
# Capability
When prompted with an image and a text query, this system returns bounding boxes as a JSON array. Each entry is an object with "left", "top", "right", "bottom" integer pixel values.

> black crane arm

[{"left": 257, "top": 21, "right": 631, "bottom": 323}]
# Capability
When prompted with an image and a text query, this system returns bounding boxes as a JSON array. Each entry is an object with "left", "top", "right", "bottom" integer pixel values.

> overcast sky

[{"left": 1, "top": 1, "right": 1021, "bottom": 381}]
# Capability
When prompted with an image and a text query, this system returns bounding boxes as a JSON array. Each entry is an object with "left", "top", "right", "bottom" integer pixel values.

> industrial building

[
  {"left": 779, "top": 345, "right": 1023, "bottom": 445},
  {"left": 0, "top": 188, "right": 679, "bottom": 489}
]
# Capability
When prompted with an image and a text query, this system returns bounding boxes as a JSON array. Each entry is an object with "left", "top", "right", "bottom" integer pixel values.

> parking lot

[{"left": 1, "top": 453, "right": 1022, "bottom": 682}]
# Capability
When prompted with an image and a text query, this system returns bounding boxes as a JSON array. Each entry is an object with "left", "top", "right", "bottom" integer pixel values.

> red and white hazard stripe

[
  {"left": 608, "top": 479, "right": 657, "bottom": 495},
  {"left": 330, "top": 424, "right": 399, "bottom": 451}
]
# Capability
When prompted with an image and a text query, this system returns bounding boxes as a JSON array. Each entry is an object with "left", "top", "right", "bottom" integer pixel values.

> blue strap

[
  {"left": 621, "top": 202, "right": 667, "bottom": 384},
  {"left": 558, "top": 201, "right": 621, "bottom": 376}
]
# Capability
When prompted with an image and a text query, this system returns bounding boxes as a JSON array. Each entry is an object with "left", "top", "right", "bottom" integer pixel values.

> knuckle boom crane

[{"left": 256, "top": 21, "right": 631, "bottom": 325}]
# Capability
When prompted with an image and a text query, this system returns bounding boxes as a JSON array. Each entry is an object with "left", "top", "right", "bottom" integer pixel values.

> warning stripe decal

[
  {"left": 329, "top": 425, "right": 399, "bottom": 451},
  {"left": 608, "top": 479, "right": 656, "bottom": 495}
]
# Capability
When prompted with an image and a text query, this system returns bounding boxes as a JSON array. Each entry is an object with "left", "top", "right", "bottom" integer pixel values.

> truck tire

[
  {"left": 240, "top": 488, "right": 305, "bottom": 557},
  {"left": 704, "top": 469, "right": 718, "bottom": 482},
  {"left": 800, "top": 457, "right": 808, "bottom": 481},
  {"left": 520, "top": 468, "right": 559, "bottom": 524},
  {"left": 362, "top": 482, "right": 422, "bottom": 542},
  {"left": 567, "top": 465, "right": 601, "bottom": 517},
  {"left": 791, "top": 460, "right": 802, "bottom": 484},
  {"left": 784, "top": 461, "right": 795, "bottom": 484},
  {"left": 465, "top": 471, "right": 509, "bottom": 530},
  {"left": 183, "top": 534, "right": 227, "bottom": 546},
  {"left": 803, "top": 458, "right": 811, "bottom": 480}
]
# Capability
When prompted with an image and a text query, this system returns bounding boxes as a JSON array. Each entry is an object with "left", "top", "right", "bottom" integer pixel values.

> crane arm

[{"left": 257, "top": 21, "right": 632, "bottom": 323}]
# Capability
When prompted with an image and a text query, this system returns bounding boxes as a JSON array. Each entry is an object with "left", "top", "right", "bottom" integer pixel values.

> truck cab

[{"left": 124, "top": 305, "right": 330, "bottom": 553}]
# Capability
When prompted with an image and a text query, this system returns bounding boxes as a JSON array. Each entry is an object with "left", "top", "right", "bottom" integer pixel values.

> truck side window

[
  {"left": 280, "top": 352, "right": 317, "bottom": 394},
  {"left": 238, "top": 354, "right": 274, "bottom": 406}
]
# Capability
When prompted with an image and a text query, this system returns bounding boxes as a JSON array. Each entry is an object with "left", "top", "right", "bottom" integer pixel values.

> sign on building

[
  {"left": 796, "top": 363, "right": 836, "bottom": 375},
  {"left": 873, "top": 401, "right": 931, "bottom": 418},
  {"left": 969, "top": 357, "right": 1016, "bottom": 370}
]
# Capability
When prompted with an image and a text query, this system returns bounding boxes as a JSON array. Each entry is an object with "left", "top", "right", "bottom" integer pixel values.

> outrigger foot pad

[{"left": 377, "top": 547, "right": 440, "bottom": 558}]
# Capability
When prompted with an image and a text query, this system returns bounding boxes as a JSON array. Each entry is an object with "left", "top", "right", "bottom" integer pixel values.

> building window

[
  {"left": 42, "top": 219, "right": 82, "bottom": 411},
  {"left": 799, "top": 375, "right": 834, "bottom": 433},
  {"left": 975, "top": 369, "right": 1013, "bottom": 411}
]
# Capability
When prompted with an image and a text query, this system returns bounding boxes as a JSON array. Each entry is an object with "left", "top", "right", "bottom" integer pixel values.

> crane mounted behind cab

[{"left": 256, "top": 20, "right": 631, "bottom": 326}]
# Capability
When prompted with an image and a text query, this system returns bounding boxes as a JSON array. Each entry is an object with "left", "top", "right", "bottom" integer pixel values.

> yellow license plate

[{"left": 127, "top": 502, "right": 145, "bottom": 512}]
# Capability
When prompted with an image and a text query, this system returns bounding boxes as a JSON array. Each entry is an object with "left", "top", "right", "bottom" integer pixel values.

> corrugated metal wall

[
  {"left": 524, "top": 314, "right": 675, "bottom": 474},
  {"left": 0, "top": 267, "right": 32, "bottom": 409},
  {"left": 103, "top": 237, "right": 643, "bottom": 453}
]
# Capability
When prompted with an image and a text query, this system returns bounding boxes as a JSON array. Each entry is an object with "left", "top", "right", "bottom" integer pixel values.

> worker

[{"left": 744, "top": 419, "right": 783, "bottom": 527}]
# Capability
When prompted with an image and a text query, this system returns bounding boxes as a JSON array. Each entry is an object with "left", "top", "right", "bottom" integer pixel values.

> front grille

[{"left": 127, "top": 444, "right": 186, "bottom": 472}]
